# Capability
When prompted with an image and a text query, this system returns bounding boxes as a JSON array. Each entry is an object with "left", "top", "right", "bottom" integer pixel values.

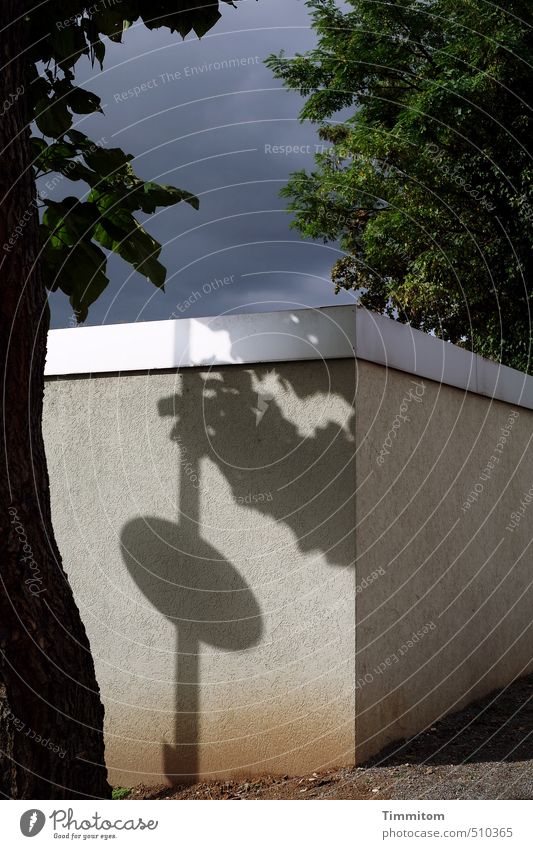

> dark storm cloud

[{"left": 48, "top": 0, "right": 356, "bottom": 328}]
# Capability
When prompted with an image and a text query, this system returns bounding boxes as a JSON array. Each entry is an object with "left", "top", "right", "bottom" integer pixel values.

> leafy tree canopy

[
  {"left": 267, "top": 0, "right": 533, "bottom": 372},
  {"left": 17, "top": 1, "right": 238, "bottom": 321}
]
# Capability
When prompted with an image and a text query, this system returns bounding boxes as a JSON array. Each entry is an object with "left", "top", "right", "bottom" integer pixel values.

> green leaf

[
  {"left": 66, "top": 129, "right": 92, "bottom": 147},
  {"left": 34, "top": 142, "right": 77, "bottom": 174},
  {"left": 31, "top": 137, "right": 48, "bottom": 158},
  {"left": 93, "top": 217, "right": 125, "bottom": 250},
  {"left": 136, "top": 254, "right": 166, "bottom": 288},
  {"left": 35, "top": 97, "right": 72, "bottom": 138},
  {"left": 41, "top": 233, "right": 109, "bottom": 321},
  {"left": 192, "top": 8, "right": 222, "bottom": 38},
  {"left": 83, "top": 146, "right": 134, "bottom": 177},
  {"left": 92, "top": 9, "right": 126, "bottom": 42},
  {"left": 66, "top": 87, "right": 102, "bottom": 115},
  {"left": 134, "top": 182, "right": 199, "bottom": 213},
  {"left": 42, "top": 201, "right": 76, "bottom": 248},
  {"left": 93, "top": 213, "right": 166, "bottom": 288},
  {"left": 58, "top": 161, "right": 96, "bottom": 183},
  {"left": 29, "top": 75, "right": 51, "bottom": 110},
  {"left": 42, "top": 198, "right": 101, "bottom": 249},
  {"left": 93, "top": 39, "right": 106, "bottom": 70},
  {"left": 49, "top": 25, "right": 88, "bottom": 69},
  {"left": 67, "top": 241, "right": 110, "bottom": 322}
]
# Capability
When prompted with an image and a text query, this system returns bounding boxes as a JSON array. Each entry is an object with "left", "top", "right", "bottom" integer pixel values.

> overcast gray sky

[{"left": 46, "top": 0, "right": 355, "bottom": 328}]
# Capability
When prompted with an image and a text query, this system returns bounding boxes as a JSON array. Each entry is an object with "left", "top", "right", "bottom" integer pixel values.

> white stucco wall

[
  {"left": 44, "top": 353, "right": 357, "bottom": 785},
  {"left": 43, "top": 306, "right": 533, "bottom": 784}
]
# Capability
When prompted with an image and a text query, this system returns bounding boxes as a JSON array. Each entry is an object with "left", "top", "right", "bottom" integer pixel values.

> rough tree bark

[{"left": 0, "top": 1, "right": 110, "bottom": 799}]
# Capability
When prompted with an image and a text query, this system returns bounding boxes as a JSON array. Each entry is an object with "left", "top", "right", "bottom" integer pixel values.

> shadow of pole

[
  {"left": 120, "top": 386, "right": 262, "bottom": 785},
  {"left": 120, "top": 329, "right": 355, "bottom": 784}
]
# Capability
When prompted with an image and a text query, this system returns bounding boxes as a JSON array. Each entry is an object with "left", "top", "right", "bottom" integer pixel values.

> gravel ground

[{"left": 125, "top": 673, "right": 533, "bottom": 800}]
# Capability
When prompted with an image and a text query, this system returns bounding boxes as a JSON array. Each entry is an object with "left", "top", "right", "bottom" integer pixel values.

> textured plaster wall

[
  {"left": 44, "top": 360, "right": 357, "bottom": 786},
  {"left": 43, "top": 354, "right": 533, "bottom": 785},
  {"left": 355, "top": 360, "right": 533, "bottom": 762}
]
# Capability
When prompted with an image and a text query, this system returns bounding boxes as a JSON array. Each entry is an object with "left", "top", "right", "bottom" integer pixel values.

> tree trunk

[{"left": 0, "top": 2, "right": 110, "bottom": 799}]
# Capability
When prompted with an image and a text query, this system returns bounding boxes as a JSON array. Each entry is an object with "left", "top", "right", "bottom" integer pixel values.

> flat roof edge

[{"left": 44, "top": 305, "right": 533, "bottom": 410}]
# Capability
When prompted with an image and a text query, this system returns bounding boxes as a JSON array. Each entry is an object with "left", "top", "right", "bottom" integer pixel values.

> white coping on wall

[{"left": 45, "top": 304, "right": 533, "bottom": 410}]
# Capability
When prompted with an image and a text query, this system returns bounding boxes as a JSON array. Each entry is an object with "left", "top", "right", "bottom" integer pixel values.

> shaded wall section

[
  {"left": 355, "top": 360, "right": 533, "bottom": 763},
  {"left": 44, "top": 360, "right": 357, "bottom": 786}
]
